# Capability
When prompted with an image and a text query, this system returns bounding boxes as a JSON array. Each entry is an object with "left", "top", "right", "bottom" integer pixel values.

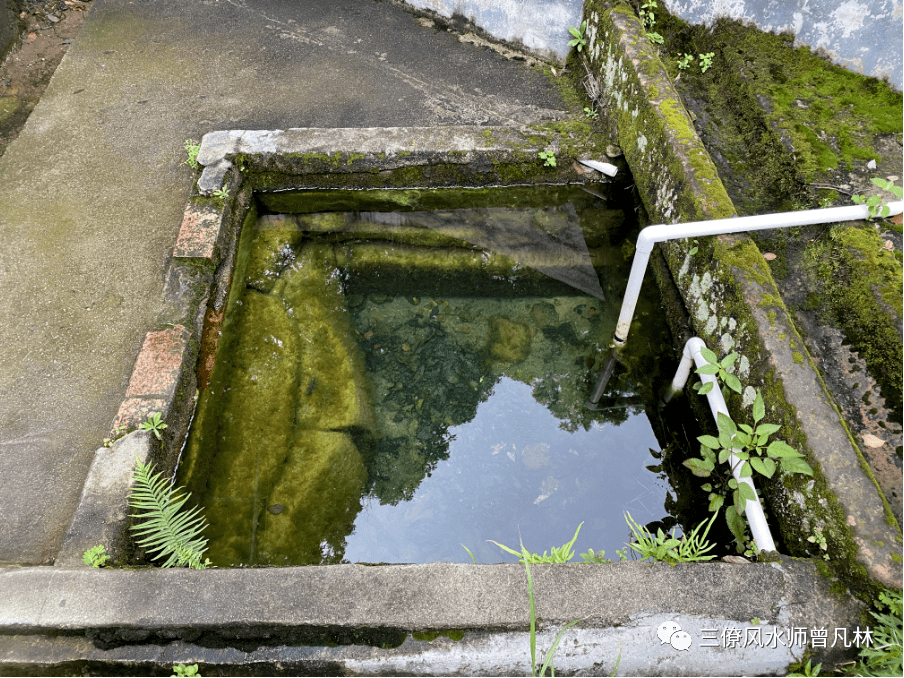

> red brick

[
  {"left": 173, "top": 203, "right": 223, "bottom": 259},
  {"left": 124, "top": 326, "right": 190, "bottom": 398}
]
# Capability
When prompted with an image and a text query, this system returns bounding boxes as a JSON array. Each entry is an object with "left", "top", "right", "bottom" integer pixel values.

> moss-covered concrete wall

[{"left": 582, "top": 0, "right": 901, "bottom": 597}]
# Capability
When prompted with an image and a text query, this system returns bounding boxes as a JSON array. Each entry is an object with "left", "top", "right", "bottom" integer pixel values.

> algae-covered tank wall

[{"left": 178, "top": 186, "right": 689, "bottom": 567}]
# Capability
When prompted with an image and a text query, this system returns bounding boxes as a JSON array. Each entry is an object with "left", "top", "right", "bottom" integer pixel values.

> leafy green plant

[
  {"left": 583, "top": 106, "right": 599, "bottom": 120},
  {"left": 140, "top": 412, "right": 168, "bottom": 440},
  {"left": 183, "top": 139, "right": 201, "bottom": 169},
  {"left": 491, "top": 523, "right": 583, "bottom": 563},
  {"left": 213, "top": 187, "right": 230, "bottom": 200},
  {"left": 579, "top": 547, "right": 610, "bottom": 564},
  {"left": 852, "top": 178, "right": 903, "bottom": 218},
  {"left": 699, "top": 52, "right": 715, "bottom": 73},
  {"left": 788, "top": 658, "right": 822, "bottom": 677},
  {"left": 677, "top": 53, "right": 694, "bottom": 71},
  {"left": 683, "top": 354, "right": 815, "bottom": 550},
  {"left": 82, "top": 544, "right": 110, "bottom": 568},
  {"left": 855, "top": 589, "right": 902, "bottom": 676},
  {"left": 638, "top": 2, "right": 664, "bottom": 44},
  {"left": 171, "top": 664, "right": 201, "bottom": 677},
  {"left": 538, "top": 150, "right": 557, "bottom": 168},
  {"left": 129, "top": 459, "right": 211, "bottom": 569},
  {"left": 567, "top": 20, "right": 588, "bottom": 53},
  {"left": 693, "top": 345, "right": 742, "bottom": 395},
  {"left": 624, "top": 511, "right": 718, "bottom": 565},
  {"left": 807, "top": 529, "right": 830, "bottom": 560}
]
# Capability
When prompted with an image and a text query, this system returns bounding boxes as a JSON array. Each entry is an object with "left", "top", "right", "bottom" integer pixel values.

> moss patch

[{"left": 651, "top": 7, "right": 902, "bottom": 214}]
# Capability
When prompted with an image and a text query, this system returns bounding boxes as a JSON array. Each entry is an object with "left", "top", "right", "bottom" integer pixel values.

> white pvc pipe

[
  {"left": 613, "top": 201, "right": 904, "bottom": 345},
  {"left": 673, "top": 337, "right": 776, "bottom": 553}
]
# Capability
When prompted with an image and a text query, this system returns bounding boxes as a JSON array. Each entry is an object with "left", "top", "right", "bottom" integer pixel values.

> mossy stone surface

[
  {"left": 191, "top": 289, "right": 300, "bottom": 566},
  {"left": 484, "top": 315, "right": 532, "bottom": 364},
  {"left": 274, "top": 244, "right": 377, "bottom": 435},
  {"left": 255, "top": 430, "right": 366, "bottom": 566}
]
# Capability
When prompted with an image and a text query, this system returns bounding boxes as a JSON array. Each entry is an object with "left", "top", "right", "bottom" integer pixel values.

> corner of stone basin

[
  {"left": 54, "top": 431, "right": 155, "bottom": 568},
  {"left": 579, "top": 0, "right": 902, "bottom": 596}
]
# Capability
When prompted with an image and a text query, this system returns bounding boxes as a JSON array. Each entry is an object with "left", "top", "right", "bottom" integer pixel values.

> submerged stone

[
  {"left": 255, "top": 430, "right": 366, "bottom": 565},
  {"left": 485, "top": 315, "right": 532, "bottom": 364},
  {"left": 244, "top": 227, "right": 305, "bottom": 293},
  {"left": 274, "top": 243, "right": 377, "bottom": 435}
]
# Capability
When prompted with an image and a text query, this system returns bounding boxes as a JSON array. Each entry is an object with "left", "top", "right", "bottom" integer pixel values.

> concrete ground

[{"left": 0, "top": 0, "right": 569, "bottom": 565}]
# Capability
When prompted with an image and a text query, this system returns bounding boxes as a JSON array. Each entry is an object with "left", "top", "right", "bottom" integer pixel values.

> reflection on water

[
  {"left": 346, "top": 377, "right": 670, "bottom": 564},
  {"left": 177, "top": 186, "right": 677, "bottom": 567}
]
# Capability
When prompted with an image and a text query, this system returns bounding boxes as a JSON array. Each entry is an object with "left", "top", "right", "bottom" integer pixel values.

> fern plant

[{"left": 129, "top": 459, "right": 210, "bottom": 569}]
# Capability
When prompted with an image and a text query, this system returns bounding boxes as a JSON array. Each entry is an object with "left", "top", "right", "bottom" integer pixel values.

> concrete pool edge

[{"left": 0, "top": 560, "right": 867, "bottom": 675}]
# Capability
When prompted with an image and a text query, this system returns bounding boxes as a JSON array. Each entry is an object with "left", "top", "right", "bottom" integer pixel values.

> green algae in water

[{"left": 179, "top": 186, "right": 680, "bottom": 566}]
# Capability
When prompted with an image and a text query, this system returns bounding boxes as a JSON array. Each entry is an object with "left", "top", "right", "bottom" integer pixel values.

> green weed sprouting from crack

[
  {"left": 567, "top": 20, "right": 588, "bottom": 52},
  {"left": 624, "top": 511, "right": 719, "bottom": 565},
  {"left": 140, "top": 412, "right": 168, "bottom": 440},
  {"left": 129, "top": 458, "right": 211, "bottom": 569},
  {"left": 82, "top": 544, "right": 110, "bottom": 568},
  {"left": 490, "top": 523, "right": 584, "bottom": 563},
  {"left": 683, "top": 349, "right": 815, "bottom": 552},
  {"left": 183, "top": 138, "right": 201, "bottom": 169},
  {"left": 852, "top": 178, "right": 903, "bottom": 219},
  {"left": 538, "top": 150, "right": 557, "bottom": 167}
]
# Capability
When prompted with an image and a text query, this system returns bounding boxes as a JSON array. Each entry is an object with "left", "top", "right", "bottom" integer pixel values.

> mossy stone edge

[{"left": 582, "top": 0, "right": 901, "bottom": 598}]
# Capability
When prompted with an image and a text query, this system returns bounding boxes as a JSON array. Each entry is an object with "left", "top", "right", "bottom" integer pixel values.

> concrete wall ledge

[{"left": 0, "top": 560, "right": 865, "bottom": 674}]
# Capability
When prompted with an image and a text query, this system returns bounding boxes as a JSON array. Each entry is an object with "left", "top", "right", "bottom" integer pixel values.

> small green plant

[
  {"left": 852, "top": 178, "right": 903, "bottom": 218},
  {"left": 212, "top": 187, "right": 230, "bottom": 200},
  {"left": 807, "top": 530, "right": 830, "bottom": 560},
  {"left": 183, "top": 139, "right": 201, "bottom": 169},
  {"left": 171, "top": 664, "right": 201, "bottom": 677},
  {"left": 583, "top": 106, "right": 599, "bottom": 120},
  {"left": 692, "top": 345, "right": 742, "bottom": 395},
  {"left": 699, "top": 52, "right": 715, "bottom": 73},
  {"left": 579, "top": 547, "right": 610, "bottom": 564},
  {"left": 677, "top": 53, "right": 694, "bottom": 70},
  {"left": 129, "top": 458, "right": 211, "bottom": 569},
  {"left": 140, "top": 412, "right": 168, "bottom": 440},
  {"left": 510, "top": 537, "right": 588, "bottom": 677},
  {"left": 538, "top": 150, "right": 557, "bottom": 168},
  {"left": 788, "top": 658, "right": 822, "bottom": 677},
  {"left": 567, "top": 20, "right": 588, "bottom": 52},
  {"left": 623, "top": 511, "right": 718, "bottom": 565},
  {"left": 683, "top": 359, "right": 815, "bottom": 550},
  {"left": 638, "top": 2, "right": 664, "bottom": 44},
  {"left": 491, "top": 523, "right": 583, "bottom": 563},
  {"left": 103, "top": 424, "right": 128, "bottom": 448},
  {"left": 82, "top": 544, "right": 110, "bottom": 568}
]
